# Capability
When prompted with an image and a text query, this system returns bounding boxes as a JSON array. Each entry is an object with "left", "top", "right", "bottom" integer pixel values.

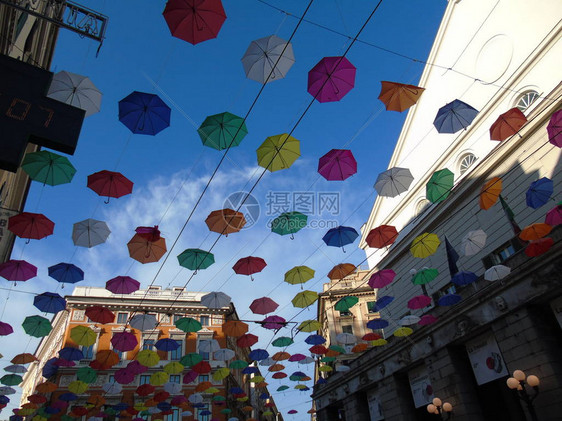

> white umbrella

[
  {"left": 298, "top": 357, "right": 315, "bottom": 365},
  {"left": 129, "top": 314, "right": 158, "bottom": 331},
  {"left": 213, "top": 348, "right": 235, "bottom": 361},
  {"left": 72, "top": 218, "right": 111, "bottom": 248},
  {"left": 400, "top": 315, "right": 421, "bottom": 326},
  {"left": 164, "top": 381, "right": 182, "bottom": 394},
  {"left": 484, "top": 264, "right": 511, "bottom": 281},
  {"left": 241, "top": 35, "right": 295, "bottom": 84},
  {"left": 335, "top": 333, "right": 357, "bottom": 345},
  {"left": 188, "top": 393, "right": 203, "bottom": 404},
  {"left": 374, "top": 167, "right": 414, "bottom": 197},
  {"left": 461, "top": 229, "right": 487, "bottom": 256},
  {"left": 181, "top": 411, "right": 193, "bottom": 417},
  {"left": 198, "top": 339, "right": 220, "bottom": 353},
  {"left": 102, "top": 382, "right": 122, "bottom": 394},
  {"left": 228, "top": 418, "right": 240, "bottom": 421},
  {"left": 259, "top": 357, "right": 275, "bottom": 367},
  {"left": 201, "top": 291, "right": 231, "bottom": 309},
  {"left": 47, "top": 71, "right": 102, "bottom": 117}
]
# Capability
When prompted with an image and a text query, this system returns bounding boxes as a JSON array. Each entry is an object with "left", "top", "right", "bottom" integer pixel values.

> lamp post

[
  {"left": 506, "top": 369, "right": 540, "bottom": 421},
  {"left": 426, "top": 397, "right": 453, "bottom": 420}
]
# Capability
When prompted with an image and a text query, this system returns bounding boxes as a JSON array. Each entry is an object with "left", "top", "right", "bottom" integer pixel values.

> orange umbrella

[
  {"left": 205, "top": 208, "right": 246, "bottom": 236},
  {"left": 479, "top": 177, "right": 502, "bottom": 210},
  {"left": 325, "top": 349, "right": 340, "bottom": 357},
  {"left": 35, "top": 381, "right": 58, "bottom": 393},
  {"left": 11, "top": 353, "right": 38, "bottom": 364},
  {"left": 222, "top": 320, "right": 248, "bottom": 337},
  {"left": 87, "top": 395, "right": 106, "bottom": 407},
  {"left": 378, "top": 81, "right": 425, "bottom": 112},
  {"left": 268, "top": 363, "right": 285, "bottom": 372},
  {"left": 127, "top": 234, "right": 167, "bottom": 264},
  {"left": 351, "top": 343, "right": 368, "bottom": 353},
  {"left": 366, "top": 225, "right": 399, "bottom": 248},
  {"left": 255, "top": 382, "right": 269, "bottom": 388},
  {"left": 519, "top": 223, "right": 552, "bottom": 241},
  {"left": 490, "top": 107, "right": 527, "bottom": 141},
  {"left": 195, "top": 381, "right": 213, "bottom": 392},
  {"left": 95, "top": 349, "right": 119, "bottom": 369},
  {"left": 271, "top": 351, "right": 290, "bottom": 361},
  {"left": 327, "top": 263, "right": 356, "bottom": 280},
  {"left": 242, "top": 406, "right": 254, "bottom": 412}
]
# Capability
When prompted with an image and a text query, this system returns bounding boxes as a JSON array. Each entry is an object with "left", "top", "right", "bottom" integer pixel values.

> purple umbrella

[
  {"left": 114, "top": 368, "right": 135, "bottom": 385},
  {"left": 0, "top": 260, "right": 37, "bottom": 284},
  {"left": 182, "top": 370, "right": 198, "bottom": 384},
  {"left": 111, "top": 331, "right": 138, "bottom": 352},
  {"left": 126, "top": 360, "right": 147, "bottom": 375},
  {"left": 262, "top": 315, "right": 286, "bottom": 330},
  {"left": 307, "top": 56, "right": 356, "bottom": 103},
  {"left": 106, "top": 276, "right": 140, "bottom": 294},
  {"left": 407, "top": 295, "right": 432, "bottom": 310},
  {"left": 545, "top": 205, "right": 562, "bottom": 226},
  {"left": 547, "top": 109, "right": 562, "bottom": 147},
  {"left": 288, "top": 353, "right": 306, "bottom": 362},
  {"left": 368, "top": 269, "right": 396, "bottom": 289},
  {"left": 318, "top": 149, "right": 357, "bottom": 181},
  {"left": 0, "top": 322, "right": 13, "bottom": 336}
]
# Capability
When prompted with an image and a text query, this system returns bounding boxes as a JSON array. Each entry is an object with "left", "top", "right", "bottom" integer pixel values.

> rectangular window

[
  {"left": 81, "top": 344, "right": 95, "bottom": 360},
  {"left": 169, "top": 375, "right": 181, "bottom": 384},
  {"left": 165, "top": 409, "right": 180, "bottom": 421},
  {"left": 341, "top": 325, "right": 353, "bottom": 335},
  {"left": 197, "top": 404, "right": 210, "bottom": 421},
  {"left": 169, "top": 340, "right": 183, "bottom": 361},
  {"left": 143, "top": 339, "right": 155, "bottom": 351},
  {"left": 117, "top": 313, "right": 128, "bottom": 324},
  {"left": 198, "top": 375, "right": 209, "bottom": 384},
  {"left": 139, "top": 375, "right": 151, "bottom": 385},
  {"left": 173, "top": 314, "right": 183, "bottom": 324},
  {"left": 339, "top": 310, "right": 351, "bottom": 317},
  {"left": 367, "top": 301, "right": 377, "bottom": 313},
  {"left": 482, "top": 238, "right": 524, "bottom": 268},
  {"left": 200, "top": 316, "right": 209, "bottom": 326}
]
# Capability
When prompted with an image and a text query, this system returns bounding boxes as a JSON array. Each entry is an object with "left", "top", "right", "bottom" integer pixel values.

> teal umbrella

[
  {"left": 0, "top": 374, "right": 22, "bottom": 386},
  {"left": 22, "top": 315, "right": 52, "bottom": 337},
  {"left": 175, "top": 317, "right": 202, "bottom": 333},
  {"left": 271, "top": 211, "right": 307, "bottom": 239},
  {"left": 197, "top": 111, "right": 248, "bottom": 150},
  {"left": 277, "top": 385, "right": 289, "bottom": 391},
  {"left": 177, "top": 249, "right": 214, "bottom": 273},
  {"left": 272, "top": 337, "right": 294, "bottom": 347},
  {"left": 334, "top": 296, "right": 358, "bottom": 312},
  {"left": 426, "top": 168, "right": 454, "bottom": 203},
  {"left": 21, "top": 150, "right": 76, "bottom": 186}
]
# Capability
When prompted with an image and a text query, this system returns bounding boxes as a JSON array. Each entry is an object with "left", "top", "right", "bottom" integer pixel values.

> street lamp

[
  {"left": 506, "top": 369, "right": 540, "bottom": 421},
  {"left": 426, "top": 397, "right": 453, "bottom": 420}
]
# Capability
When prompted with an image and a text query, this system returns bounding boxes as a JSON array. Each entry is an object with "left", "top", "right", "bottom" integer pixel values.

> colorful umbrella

[
  {"left": 479, "top": 177, "right": 502, "bottom": 210},
  {"left": 197, "top": 111, "right": 247, "bottom": 150},
  {"left": 433, "top": 99, "right": 478, "bottom": 133},
  {"left": 249, "top": 349, "right": 269, "bottom": 361},
  {"left": 262, "top": 315, "right": 286, "bottom": 330},
  {"left": 272, "top": 351, "right": 290, "bottom": 361},
  {"left": 272, "top": 337, "right": 294, "bottom": 347},
  {"left": 76, "top": 366, "right": 97, "bottom": 384},
  {"left": 410, "top": 233, "right": 440, "bottom": 258},
  {"left": 230, "top": 359, "right": 249, "bottom": 369},
  {"left": 162, "top": 0, "right": 227, "bottom": 45},
  {"left": 72, "top": 218, "right": 111, "bottom": 248},
  {"left": 175, "top": 317, "right": 202, "bottom": 333},
  {"left": 59, "top": 347, "right": 84, "bottom": 361},
  {"left": 322, "top": 225, "right": 359, "bottom": 252},
  {"left": 130, "top": 314, "right": 158, "bottom": 331},
  {"left": 547, "top": 109, "right": 562, "bottom": 147},
  {"left": 236, "top": 334, "right": 258, "bottom": 348},
  {"left": 118, "top": 91, "right": 171, "bottom": 135},
  {"left": 213, "top": 349, "right": 235, "bottom": 362},
  {"left": 407, "top": 295, "right": 431, "bottom": 310},
  {"left": 461, "top": 229, "right": 487, "bottom": 256},
  {"left": 21, "top": 151, "right": 76, "bottom": 186},
  {"left": 367, "top": 269, "right": 396, "bottom": 289},
  {"left": 372, "top": 295, "right": 394, "bottom": 310},
  {"left": 233, "top": 256, "right": 267, "bottom": 280},
  {"left": 271, "top": 211, "right": 307, "bottom": 238},
  {"left": 526, "top": 177, "right": 553, "bottom": 209},
  {"left": 366, "top": 225, "right": 399, "bottom": 248},
  {"left": 0, "top": 259, "right": 37, "bottom": 284},
  {"left": 11, "top": 353, "right": 37, "bottom": 364},
  {"left": 180, "top": 353, "right": 203, "bottom": 367},
  {"left": 304, "top": 334, "right": 325, "bottom": 345},
  {"left": 545, "top": 205, "right": 562, "bottom": 226},
  {"left": 177, "top": 248, "right": 214, "bottom": 272},
  {"left": 334, "top": 296, "right": 358, "bottom": 312},
  {"left": 419, "top": 315, "right": 438, "bottom": 326},
  {"left": 87, "top": 170, "right": 133, "bottom": 202},
  {"left": 308, "top": 56, "right": 356, "bottom": 103},
  {"left": 222, "top": 320, "right": 248, "bottom": 337},
  {"left": 33, "top": 292, "right": 66, "bottom": 314},
  {"left": 8, "top": 212, "right": 54, "bottom": 241},
  {"left": 519, "top": 223, "right": 552, "bottom": 241},
  {"left": 297, "top": 320, "right": 321, "bottom": 332},
  {"left": 284, "top": 266, "right": 315, "bottom": 287},
  {"left": 22, "top": 316, "right": 52, "bottom": 337},
  {"left": 155, "top": 338, "right": 179, "bottom": 352},
  {"left": 374, "top": 167, "right": 414, "bottom": 197},
  {"left": 256, "top": 134, "right": 300, "bottom": 172},
  {"left": 291, "top": 290, "right": 318, "bottom": 308},
  {"left": 327, "top": 263, "right": 356, "bottom": 280},
  {"left": 205, "top": 208, "right": 246, "bottom": 235},
  {"left": 317, "top": 149, "right": 357, "bottom": 181},
  {"left": 70, "top": 325, "right": 96, "bottom": 346},
  {"left": 438, "top": 294, "right": 462, "bottom": 306},
  {"left": 394, "top": 327, "right": 413, "bottom": 337},
  {"left": 490, "top": 107, "right": 527, "bottom": 141},
  {"left": 378, "top": 81, "right": 424, "bottom": 112},
  {"left": 201, "top": 291, "right": 231, "bottom": 308},
  {"left": 426, "top": 168, "right": 454, "bottom": 203},
  {"left": 47, "top": 70, "right": 101, "bottom": 116},
  {"left": 250, "top": 297, "right": 278, "bottom": 315},
  {"left": 136, "top": 350, "right": 160, "bottom": 367},
  {"left": 412, "top": 268, "right": 438, "bottom": 285},
  {"left": 525, "top": 237, "right": 554, "bottom": 257},
  {"left": 106, "top": 276, "right": 140, "bottom": 294},
  {"left": 484, "top": 264, "right": 511, "bottom": 281},
  {"left": 135, "top": 225, "right": 161, "bottom": 242},
  {"left": 0, "top": 375, "right": 22, "bottom": 386},
  {"left": 451, "top": 271, "right": 478, "bottom": 286},
  {"left": 127, "top": 234, "right": 167, "bottom": 264},
  {"left": 111, "top": 331, "right": 137, "bottom": 352},
  {"left": 241, "top": 34, "right": 295, "bottom": 83},
  {"left": 48, "top": 263, "right": 84, "bottom": 287},
  {"left": 85, "top": 306, "right": 115, "bottom": 324}
]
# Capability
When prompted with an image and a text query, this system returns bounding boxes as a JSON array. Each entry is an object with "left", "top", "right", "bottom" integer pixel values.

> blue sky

[{"left": 2, "top": 0, "right": 447, "bottom": 417}]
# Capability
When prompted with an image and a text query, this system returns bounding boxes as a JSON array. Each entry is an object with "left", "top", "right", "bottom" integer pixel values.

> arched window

[
  {"left": 515, "top": 90, "right": 539, "bottom": 113},
  {"left": 414, "top": 199, "right": 430, "bottom": 217},
  {"left": 458, "top": 153, "right": 477, "bottom": 176}
]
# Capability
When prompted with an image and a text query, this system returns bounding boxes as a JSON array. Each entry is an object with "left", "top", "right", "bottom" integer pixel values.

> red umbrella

[
  {"left": 490, "top": 107, "right": 527, "bottom": 141},
  {"left": 366, "top": 225, "right": 399, "bottom": 248},
  {"left": 525, "top": 237, "right": 554, "bottom": 257},
  {"left": 407, "top": 295, "right": 432, "bottom": 310},
  {"left": 233, "top": 256, "right": 267, "bottom": 280},
  {"left": 308, "top": 56, "right": 356, "bottom": 103},
  {"left": 0, "top": 259, "right": 37, "bottom": 283},
  {"left": 272, "top": 372, "right": 287, "bottom": 379},
  {"left": 136, "top": 383, "right": 155, "bottom": 396},
  {"left": 87, "top": 170, "right": 133, "bottom": 203},
  {"left": 191, "top": 361, "right": 211, "bottom": 374},
  {"left": 236, "top": 333, "right": 258, "bottom": 348},
  {"left": 317, "top": 149, "right": 357, "bottom": 181},
  {"left": 249, "top": 297, "right": 278, "bottom": 315},
  {"left": 106, "top": 276, "right": 140, "bottom": 294},
  {"left": 8, "top": 212, "right": 54, "bottom": 241},
  {"left": 362, "top": 332, "right": 381, "bottom": 341},
  {"left": 111, "top": 331, "right": 138, "bottom": 352},
  {"left": 309, "top": 345, "right": 328, "bottom": 355},
  {"left": 154, "top": 391, "right": 170, "bottom": 402},
  {"left": 85, "top": 306, "right": 115, "bottom": 324},
  {"left": 367, "top": 269, "right": 396, "bottom": 289},
  {"left": 162, "top": 0, "right": 227, "bottom": 45}
]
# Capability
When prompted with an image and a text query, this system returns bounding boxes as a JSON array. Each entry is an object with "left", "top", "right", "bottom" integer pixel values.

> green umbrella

[
  {"left": 329, "top": 345, "right": 346, "bottom": 354},
  {"left": 220, "top": 408, "right": 232, "bottom": 414},
  {"left": 334, "top": 296, "right": 359, "bottom": 312},
  {"left": 256, "top": 133, "right": 300, "bottom": 172},
  {"left": 277, "top": 385, "right": 289, "bottom": 391},
  {"left": 291, "top": 290, "right": 318, "bottom": 308},
  {"left": 76, "top": 366, "right": 98, "bottom": 384},
  {"left": 272, "top": 337, "right": 294, "bottom": 347},
  {"left": 229, "top": 359, "right": 249, "bottom": 369},
  {"left": 426, "top": 168, "right": 454, "bottom": 203},
  {"left": 271, "top": 211, "right": 307, "bottom": 238},
  {"left": 175, "top": 317, "right": 202, "bottom": 333},
  {"left": 212, "top": 395, "right": 226, "bottom": 402},
  {"left": 412, "top": 268, "right": 439, "bottom": 285},
  {"left": 22, "top": 315, "right": 52, "bottom": 337},
  {"left": 0, "top": 374, "right": 22, "bottom": 386},
  {"left": 321, "top": 356, "right": 336, "bottom": 363},
  {"left": 197, "top": 111, "right": 248, "bottom": 150},
  {"left": 21, "top": 150, "right": 77, "bottom": 186},
  {"left": 177, "top": 248, "right": 215, "bottom": 273},
  {"left": 180, "top": 352, "right": 203, "bottom": 367},
  {"left": 284, "top": 265, "right": 315, "bottom": 287}
]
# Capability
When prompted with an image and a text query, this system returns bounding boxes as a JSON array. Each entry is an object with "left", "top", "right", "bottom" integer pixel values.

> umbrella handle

[
  {"left": 342, "top": 246, "right": 346, "bottom": 253},
  {"left": 104, "top": 197, "right": 110, "bottom": 204},
  {"left": 25, "top": 238, "right": 30, "bottom": 245},
  {"left": 290, "top": 233, "right": 294, "bottom": 240}
]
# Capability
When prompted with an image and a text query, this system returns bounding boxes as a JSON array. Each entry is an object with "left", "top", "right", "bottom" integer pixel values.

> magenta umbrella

[
  {"left": 183, "top": 370, "right": 198, "bottom": 384},
  {"left": 547, "top": 109, "right": 562, "bottom": 147},
  {"left": 262, "top": 315, "right": 286, "bottom": 330},
  {"left": 307, "top": 56, "right": 356, "bottom": 103},
  {"left": 545, "top": 205, "right": 562, "bottom": 226},
  {"left": 0, "top": 259, "right": 37, "bottom": 284},
  {"left": 418, "top": 314, "right": 438, "bottom": 326},
  {"left": 0, "top": 321, "right": 13, "bottom": 336},
  {"left": 318, "top": 149, "right": 357, "bottom": 181},
  {"left": 111, "top": 331, "right": 138, "bottom": 352},
  {"left": 250, "top": 297, "right": 279, "bottom": 315},
  {"left": 407, "top": 295, "right": 432, "bottom": 310},
  {"left": 114, "top": 367, "right": 135, "bottom": 384},
  {"left": 368, "top": 269, "right": 396, "bottom": 289},
  {"left": 288, "top": 353, "right": 306, "bottom": 362},
  {"left": 106, "top": 276, "right": 140, "bottom": 294},
  {"left": 233, "top": 256, "right": 267, "bottom": 281},
  {"left": 126, "top": 360, "right": 147, "bottom": 375}
]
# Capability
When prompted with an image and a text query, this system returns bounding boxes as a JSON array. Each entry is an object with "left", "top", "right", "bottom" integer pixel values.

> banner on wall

[
  {"left": 466, "top": 332, "right": 508, "bottom": 385},
  {"left": 367, "top": 390, "right": 384, "bottom": 421},
  {"left": 408, "top": 365, "right": 434, "bottom": 408}
]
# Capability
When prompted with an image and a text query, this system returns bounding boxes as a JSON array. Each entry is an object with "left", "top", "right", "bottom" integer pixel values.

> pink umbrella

[
  {"left": 307, "top": 56, "right": 356, "bottom": 103},
  {"left": 114, "top": 367, "right": 135, "bottom": 384},
  {"left": 545, "top": 205, "right": 562, "bottom": 226},
  {"left": 418, "top": 314, "right": 438, "bottom": 326},
  {"left": 0, "top": 321, "right": 13, "bottom": 336},
  {"left": 53, "top": 358, "right": 75, "bottom": 367},
  {"left": 262, "top": 315, "right": 286, "bottom": 330},
  {"left": 126, "top": 360, "right": 147, "bottom": 375},
  {"left": 407, "top": 295, "right": 432, "bottom": 310},
  {"left": 288, "top": 353, "right": 306, "bottom": 362},
  {"left": 318, "top": 149, "right": 357, "bottom": 181},
  {"left": 250, "top": 297, "right": 279, "bottom": 315},
  {"left": 547, "top": 109, "right": 562, "bottom": 147},
  {"left": 135, "top": 225, "right": 161, "bottom": 242},
  {"left": 111, "top": 331, "right": 138, "bottom": 352},
  {"left": 106, "top": 276, "right": 140, "bottom": 294},
  {"left": 171, "top": 395, "right": 188, "bottom": 406},
  {"left": 0, "top": 260, "right": 37, "bottom": 284},
  {"left": 367, "top": 269, "right": 396, "bottom": 289},
  {"left": 183, "top": 370, "right": 198, "bottom": 384}
]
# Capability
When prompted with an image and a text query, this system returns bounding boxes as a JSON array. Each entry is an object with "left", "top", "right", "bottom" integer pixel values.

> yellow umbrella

[
  {"left": 237, "top": 396, "right": 249, "bottom": 402},
  {"left": 32, "top": 416, "right": 47, "bottom": 421},
  {"left": 149, "top": 371, "right": 169, "bottom": 386},
  {"left": 298, "top": 320, "right": 321, "bottom": 332},
  {"left": 318, "top": 365, "right": 332, "bottom": 372},
  {"left": 212, "top": 367, "right": 231, "bottom": 382},
  {"left": 291, "top": 290, "right": 318, "bottom": 308},
  {"left": 249, "top": 375, "right": 265, "bottom": 383},
  {"left": 410, "top": 233, "right": 440, "bottom": 258},
  {"left": 256, "top": 134, "right": 300, "bottom": 172},
  {"left": 164, "top": 362, "right": 184, "bottom": 375},
  {"left": 16, "top": 408, "right": 36, "bottom": 416},
  {"left": 205, "top": 387, "right": 220, "bottom": 394},
  {"left": 68, "top": 380, "right": 89, "bottom": 394},
  {"left": 136, "top": 350, "right": 160, "bottom": 367},
  {"left": 393, "top": 327, "right": 413, "bottom": 337},
  {"left": 295, "top": 384, "right": 308, "bottom": 390},
  {"left": 70, "top": 325, "right": 97, "bottom": 346},
  {"left": 371, "top": 339, "right": 388, "bottom": 346},
  {"left": 134, "top": 403, "right": 148, "bottom": 411}
]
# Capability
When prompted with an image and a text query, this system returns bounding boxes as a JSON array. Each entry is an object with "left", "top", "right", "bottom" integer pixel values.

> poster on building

[
  {"left": 550, "top": 296, "right": 562, "bottom": 330},
  {"left": 466, "top": 332, "right": 508, "bottom": 385},
  {"left": 0, "top": 209, "right": 17, "bottom": 262},
  {"left": 367, "top": 390, "right": 385, "bottom": 421},
  {"left": 408, "top": 365, "right": 434, "bottom": 408}
]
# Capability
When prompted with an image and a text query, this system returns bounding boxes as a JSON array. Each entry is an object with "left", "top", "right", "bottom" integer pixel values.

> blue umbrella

[
  {"left": 304, "top": 334, "right": 326, "bottom": 345},
  {"left": 438, "top": 294, "right": 462, "bottom": 306},
  {"left": 316, "top": 378, "right": 327, "bottom": 385},
  {"left": 44, "top": 407, "right": 61, "bottom": 414},
  {"left": 113, "top": 403, "right": 129, "bottom": 411},
  {"left": 242, "top": 366, "right": 259, "bottom": 375},
  {"left": 58, "top": 347, "right": 84, "bottom": 361},
  {"left": 192, "top": 403, "right": 205, "bottom": 408},
  {"left": 42, "top": 357, "right": 58, "bottom": 378},
  {"left": 433, "top": 99, "right": 479, "bottom": 133},
  {"left": 451, "top": 271, "right": 477, "bottom": 286},
  {"left": 157, "top": 402, "right": 171, "bottom": 411},
  {"left": 259, "top": 393, "right": 270, "bottom": 399},
  {"left": 322, "top": 226, "right": 359, "bottom": 252},
  {"left": 118, "top": 91, "right": 171, "bottom": 135},
  {"left": 33, "top": 292, "right": 66, "bottom": 314},
  {"left": 367, "top": 319, "right": 389, "bottom": 330},
  {"left": 0, "top": 396, "right": 10, "bottom": 405},
  {"left": 58, "top": 392, "right": 78, "bottom": 402},
  {"left": 373, "top": 295, "right": 394, "bottom": 311},
  {"left": 48, "top": 263, "right": 84, "bottom": 287},
  {"left": 155, "top": 338, "right": 180, "bottom": 352},
  {"left": 526, "top": 177, "right": 553, "bottom": 209},
  {"left": 229, "top": 387, "right": 244, "bottom": 394},
  {"left": 199, "top": 410, "right": 212, "bottom": 416},
  {"left": 249, "top": 349, "right": 269, "bottom": 361}
]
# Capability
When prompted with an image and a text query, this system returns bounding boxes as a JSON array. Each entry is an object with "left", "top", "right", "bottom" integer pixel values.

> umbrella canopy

[
  {"left": 11, "top": 353, "right": 37, "bottom": 364},
  {"left": 197, "top": 111, "right": 248, "bottom": 150},
  {"left": 433, "top": 99, "right": 478, "bottom": 133},
  {"left": 106, "top": 275, "right": 140, "bottom": 294},
  {"left": 438, "top": 294, "right": 462, "bottom": 306},
  {"left": 180, "top": 353, "right": 203, "bottom": 367},
  {"left": 48, "top": 263, "right": 84, "bottom": 286},
  {"left": 136, "top": 350, "right": 160, "bottom": 367},
  {"left": 249, "top": 349, "right": 269, "bottom": 361},
  {"left": 136, "top": 225, "right": 161, "bottom": 242},
  {"left": 237, "top": 334, "right": 258, "bottom": 348},
  {"left": 490, "top": 107, "right": 527, "bottom": 141},
  {"left": 201, "top": 291, "right": 231, "bottom": 308},
  {"left": 230, "top": 359, "right": 249, "bottom": 369},
  {"left": 479, "top": 177, "right": 502, "bottom": 210},
  {"left": 250, "top": 297, "right": 278, "bottom": 315},
  {"left": 272, "top": 337, "right": 294, "bottom": 347},
  {"left": 334, "top": 296, "right": 358, "bottom": 312},
  {"left": 70, "top": 325, "right": 96, "bottom": 346},
  {"left": 372, "top": 295, "right": 394, "bottom": 311},
  {"left": 21, "top": 151, "right": 76, "bottom": 186},
  {"left": 175, "top": 317, "right": 202, "bottom": 333},
  {"left": 394, "top": 327, "right": 413, "bottom": 337},
  {"left": 322, "top": 226, "right": 359, "bottom": 251},
  {"left": 317, "top": 149, "right": 357, "bottom": 181},
  {"left": 271, "top": 211, "right": 307, "bottom": 237},
  {"left": 0, "top": 322, "right": 13, "bottom": 336},
  {"left": 407, "top": 295, "right": 431, "bottom": 310},
  {"left": 22, "top": 316, "right": 52, "bottom": 337},
  {"left": 327, "top": 263, "right": 356, "bottom": 280},
  {"left": 419, "top": 315, "right": 438, "bottom": 326},
  {"left": 256, "top": 134, "right": 300, "bottom": 172},
  {"left": 262, "top": 315, "right": 287, "bottom": 330},
  {"left": 87, "top": 170, "right": 133, "bottom": 202},
  {"left": 526, "top": 177, "right": 553, "bottom": 209},
  {"left": 374, "top": 167, "right": 414, "bottom": 197},
  {"left": 545, "top": 205, "right": 562, "bottom": 226},
  {"left": 519, "top": 223, "right": 552, "bottom": 241},
  {"left": 129, "top": 314, "right": 158, "bottom": 331},
  {"left": 213, "top": 349, "right": 235, "bottom": 361},
  {"left": 484, "top": 265, "right": 511, "bottom": 281},
  {"left": 305, "top": 334, "right": 326, "bottom": 345},
  {"left": 222, "top": 321, "right": 248, "bottom": 337},
  {"left": 366, "top": 225, "right": 399, "bottom": 248},
  {"left": 368, "top": 269, "right": 396, "bottom": 289},
  {"left": 233, "top": 256, "right": 267, "bottom": 280},
  {"left": 400, "top": 315, "right": 421, "bottom": 326},
  {"left": 8, "top": 212, "right": 54, "bottom": 240},
  {"left": 426, "top": 168, "right": 454, "bottom": 203},
  {"left": 297, "top": 319, "right": 321, "bottom": 332},
  {"left": 451, "top": 271, "right": 478, "bottom": 286},
  {"left": 284, "top": 266, "right": 315, "bottom": 286},
  {"left": 163, "top": 381, "right": 182, "bottom": 394},
  {"left": 291, "top": 290, "right": 318, "bottom": 308},
  {"left": 412, "top": 268, "right": 438, "bottom": 285},
  {"left": 0, "top": 375, "right": 22, "bottom": 386},
  {"left": 118, "top": 91, "right": 171, "bottom": 135},
  {"left": 525, "top": 237, "right": 554, "bottom": 257},
  {"left": 33, "top": 292, "right": 66, "bottom": 314},
  {"left": 4, "top": 365, "right": 26, "bottom": 374},
  {"left": 378, "top": 81, "right": 424, "bottom": 112},
  {"left": 205, "top": 208, "right": 246, "bottom": 235},
  {"left": 177, "top": 248, "right": 215, "bottom": 271},
  {"left": 241, "top": 34, "right": 295, "bottom": 84},
  {"left": 111, "top": 331, "right": 138, "bottom": 352},
  {"left": 162, "top": 0, "right": 226, "bottom": 45},
  {"left": 128, "top": 234, "right": 167, "bottom": 264},
  {"left": 47, "top": 70, "right": 101, "bottom": 117},
  {"left": 59, "top": 347, "right": 84, "bottom": 361},
  {"left": 461, "top": 229, "right": 487, "bottom": 256},
  {"left": 155, "top": 338, "right": 180, "bottom": 352},
  {"left": 85, "top": 306, "right": 115, "bottom": 324},
  {"left": 0, "top": 259, "right": 37, "bottom": 283},
  {"left": 547, "top": 109, "right": 562, "bottom": 147},
  {"left": 72, "top": 219, "right": 111, "bottom": 248},
  {"left": 308, "top": 56, "right": 356, "bottom": 102},
  {"left": 410, "top": 233, "right": 440, "bottom": 258}
]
